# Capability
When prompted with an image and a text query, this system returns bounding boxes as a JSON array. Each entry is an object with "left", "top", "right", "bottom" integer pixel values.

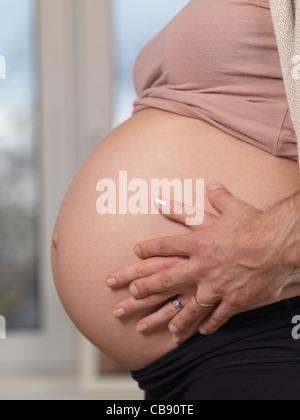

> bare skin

[
  {"left": 108, "top": 186, "right": 300, "bottom": 344},
  {"left": 51, "top": 109, "right": 300, "bottom": 370}
]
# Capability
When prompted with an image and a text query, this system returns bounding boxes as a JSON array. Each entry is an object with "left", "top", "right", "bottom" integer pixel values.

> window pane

[
  {"left": 112, "top": 0, "right": 190, "bottom": 127},
  {"left": 0, "top": 0, "right": 39, "bottom": 329}
]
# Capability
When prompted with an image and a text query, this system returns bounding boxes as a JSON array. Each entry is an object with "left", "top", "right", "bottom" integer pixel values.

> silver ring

[{"left": 172, "top": 298, "right": 184, "bottom": 311}]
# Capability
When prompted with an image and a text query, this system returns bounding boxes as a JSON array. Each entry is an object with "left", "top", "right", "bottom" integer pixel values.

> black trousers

[{"left": 132, "top": 297, "right": 300, "bottom": 400}]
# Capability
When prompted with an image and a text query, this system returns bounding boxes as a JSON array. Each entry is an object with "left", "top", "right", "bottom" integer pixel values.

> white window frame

[
  {"left": 0, "top": 0, "right": 191, "bottom": 399},
  {"left": 0, "top": 0, "right": 113, "bottom": 376}
]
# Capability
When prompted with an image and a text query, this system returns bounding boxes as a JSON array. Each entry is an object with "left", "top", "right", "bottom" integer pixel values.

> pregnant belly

[{"left": 51, "top": 109, "right": 300, "bottom": 370}]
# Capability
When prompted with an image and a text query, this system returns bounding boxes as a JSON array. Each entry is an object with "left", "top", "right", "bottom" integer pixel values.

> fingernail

[
  {"left": 135, "top": 245, "right": 142, "bottom": 257},
  {"left": 208, "top": 182, "right": 224, "bottom": 191},
  {"left": 113, "top": 308, "right": 125, "bottom": 319},
  {"left": 172, "top": 334, "right": 182, "bottom": 345},
  {"left": 169, "top": 324, "right": 179, "bottom": 334},
  {"left": 154, "top": 197, "right": 169, "bottom": 207},
  {"left": 136, "top": 323, "right": 148, "bottom": 333},
  {"left": 199, "top": 327, "right": 209, "bottom": 335},
  {"left": 130, "top": 284, "right": 139, "bottom": 297},
  {"left": 106, "top": 278, "right": 117, "bottom": 287}
]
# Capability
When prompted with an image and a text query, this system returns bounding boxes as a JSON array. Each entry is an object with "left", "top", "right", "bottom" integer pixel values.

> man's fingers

[
  {"left": 129, "top": 262, "right": 192, "bottom": 298},
  {"left": 168, "top": 296, "right": 216, "bottom": 340},
  {"left": 169, "top": 299, "right": 234, "bottom": 343},
  {"left": 198, "top": 302, "right": 235, "bottom": 335},
  {"left": 207, "top": 182, "right": 238, "bottom": 215},
  {"left": 156, "top": 199, "right": 205, "bottom": 229},
  {"left": 135, "top": 234, "right": 191, "bottom": 259},
  {"left": 106, "top": 256, "right": 187, "bottom": 288},
  {"left": 156, "top": 199, "right": 218, "bottom": 231}
]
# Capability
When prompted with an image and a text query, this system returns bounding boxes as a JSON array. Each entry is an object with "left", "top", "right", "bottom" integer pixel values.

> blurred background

[{"left": 0, "top": 0, "right": 189, "bottom": 400}]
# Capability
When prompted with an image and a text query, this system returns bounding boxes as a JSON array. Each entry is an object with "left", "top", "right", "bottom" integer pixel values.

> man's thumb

[{"left": 207, "top": 182, "right": 235, "bottom": 214}]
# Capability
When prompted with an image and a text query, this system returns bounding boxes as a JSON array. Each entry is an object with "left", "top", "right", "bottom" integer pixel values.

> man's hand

[{"left": 107, "top": 182, "right": 300, "bottom": 343}]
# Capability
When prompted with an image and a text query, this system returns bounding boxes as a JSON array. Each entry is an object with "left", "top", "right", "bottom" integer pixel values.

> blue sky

[
  {"left": 0, "top": 0, "right": 33, "bottom": 49},
  {"left": 113, "top": 0, "right": 190, "bottom": 69},
  {"left": 0, "top": 0, "right": 35, "bottom": 111},
  {"left": 0, "top": 0, "right": 189, "bottom": 117},
  {"left": 113, "top": 0, "right": 190, "bottom": 124}
]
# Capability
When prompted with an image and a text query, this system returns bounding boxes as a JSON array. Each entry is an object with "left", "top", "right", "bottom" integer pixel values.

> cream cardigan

[
  {"left": 271, "top": 0, "right": 300, "bottom": 164},
  {"left": 269, "top": 1, "right": 300, "bottom": 289}
]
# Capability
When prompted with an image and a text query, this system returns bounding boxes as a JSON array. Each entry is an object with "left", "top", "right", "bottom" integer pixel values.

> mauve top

[{"left": 133, "top": 0, "right": 297, "bottom": 160}]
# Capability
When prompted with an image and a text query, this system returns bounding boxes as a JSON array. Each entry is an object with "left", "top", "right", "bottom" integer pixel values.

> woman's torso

[
  {"left": 52, "top": 109, "right": 300, "bottom": 371},
  {"left": 52, "top": 0, "right": 300, "bottom": 371},
  {"left": 134, "top": 0, "right": 297, "bottom": 159}
]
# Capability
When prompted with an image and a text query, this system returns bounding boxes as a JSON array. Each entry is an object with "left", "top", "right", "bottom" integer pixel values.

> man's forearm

[{"left": 265, "top": 190, "right": 300, "bottom": 268}]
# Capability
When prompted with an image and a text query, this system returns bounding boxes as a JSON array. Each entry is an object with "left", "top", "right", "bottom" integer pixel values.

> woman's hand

[
  {"left": 107, "top": 182, "right": 296, "bottom": 343},
  {"left": 110, "top": 263, "right": 200, "bottom": 341},
  {"left": 109, "top": 256, "right": 217, "bottom": 342}
]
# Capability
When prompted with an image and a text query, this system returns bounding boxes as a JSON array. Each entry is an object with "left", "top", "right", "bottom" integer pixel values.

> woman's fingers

[
  {"left": 136, "top": 301, "right": 181, "bottom": 334},
  {"left": 106, "top": 256, "right": 187, "bottom": 288},
  {"left": 135, "top": 292, "right": 193, "bottom": 334},
  {"left": 112, "top": 290, "right": 177, "bottom": 320},
  {"left": 129, "top": 262, "right": 193, "bottom": 298}
]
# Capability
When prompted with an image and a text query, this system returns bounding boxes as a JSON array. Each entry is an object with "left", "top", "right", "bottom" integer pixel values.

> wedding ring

[
  {"left": 194, "top": 294, "right": 214, "bottom": 308},
  {"left": 172, "top": 298, "right": 184, "bottom": 311}
]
